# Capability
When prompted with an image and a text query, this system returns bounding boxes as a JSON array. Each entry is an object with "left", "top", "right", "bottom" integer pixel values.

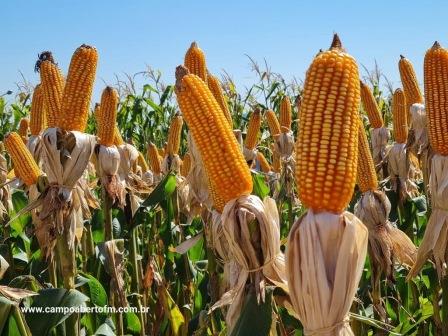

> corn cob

[
  {"left": 424, "top": 41, "right": 448, "bottom": 155},
  {"left": 148, "top": 142, "right": 162, "bottom": 174},
  {"left": 138, "top": 151, "right": 149, "bottom": 172},
  {"left": 59, "top": 45, "right": 98, "bottom": 132},
  {"left": 357, "top": 120, "right": 378, "bottom": 193},
  {"left": 158, "top": 146, "right": 165, "bottom": 158},
  {"left": 279, "top": 96, "right": 292, "bottom": 131},
  {"left": 207, "top": 73, "right": 232, "bottom": 127},
  {"left": 296, "top": 34, "right": 360, "bottom": 213},
  {"left": 36, "top": 52, "right": 65, "bottom": 128},
  {"left": 244, "top": 109, "right": 261, "bottom": 150},
  {"left": 271, "top": 144, "right": 281, "bottom": 173},
  {"left": 392, "top": 88, "right": 408, "bottom": 144},
  {"left": 113, "top": 126, "right": 125, "bottom": 146},
  {"left": 184, "top": 42, "right": 207, "bottom": 82},
  {"left": 167, "top": 115, "right": 183, "bottom": 155},
  {"left": 4, "top": 132, "right": 41, "bottom": 186},
  {"left": 18, "top": 118, "right": 29, "bottom": 141},
  {"left": 180, "top": 152, "right": 191, "bottom": 177},
  {"left": 399, "top": 55, "right": 424, "bottom": 120},
  {"left": 30, "top": 84, "right": 47, "bottom": 136},
  {"left": 360, "top": 81, "right": 383, "bottom": 128},
  {"left": 257, "top": 152, "right": 271, "bottom": 173},
  {"left": 175, "top": 66, "right": 252, "bottom": 209},
  {"left": 265, "top": 109, "right": 281, "bottom": 136},
  {"left": 96, "top": 87, "right": 119, "bottom": 146}
]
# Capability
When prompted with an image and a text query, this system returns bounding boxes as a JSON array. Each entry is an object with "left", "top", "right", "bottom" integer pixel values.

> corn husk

[
  {"left": 96, "top": 145, "right": 125, "bottom": 206},
  {"left": 34, "top": 128, "right": 96, "bottom": 257},
  {"left": 142, "top": 170, "right": 154, "bottom": 186},
  {"left": 388, "top": 143, "right": 418, "bottom": 200},
  {"left": 0, "top": 255, "right": 9, "bottom": 280},
  {"left": 243, "top": 147, "right": 257, "bottom": 163},
  {"left": 371, "top": 127, "right": 390, "bottom": 177},
  {"left": 409, "top": 154, "right": 448, "bottom": 279},
  {"left": 210, "top": 195, "right": 287, "bottom": 333},
  {"left": 26, "top": 135, "right": 43, "bottom": 166},
  {"left": 0, "top": 153, "right": 11, "bottom": 218},
  {"left": 274, "top": 131, "right": 295, "bottom": 159},
  {"left": 162, "top": 154, "right": 182, "bottom": 174},
  {"left": 286, "top": 210, "right": 368, "bottom": 336},
  {"left": 186, "top": 133, "right": 212, "bottom": 208}
]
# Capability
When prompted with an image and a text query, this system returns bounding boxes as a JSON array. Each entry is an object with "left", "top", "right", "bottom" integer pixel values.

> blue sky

[{"left": 1, "top": 1, "right": 447, "bottom": 102}]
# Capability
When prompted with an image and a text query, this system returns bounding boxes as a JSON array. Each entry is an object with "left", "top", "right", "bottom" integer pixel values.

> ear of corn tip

[
  {"left": 184, "top": 42, "right": 207, "bottom": 83},
  {"left": 97, "top": 87, "right": 119, "bottom": 146}
]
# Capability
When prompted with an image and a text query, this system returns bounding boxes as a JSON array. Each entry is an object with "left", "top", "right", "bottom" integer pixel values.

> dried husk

[
  {"left": 243, "top": 146, "right": 257, "bottom": 163},
  {"left": 0, "top": 255, "right": 9, "bottom": 280},
  {"left": 142, "top": 170, "right": 154, "bottom": 186},
  {"left": 36, "top": 128, "right": 96, "bottom": 257},
  {"left": 409, "top": 154, "right": 448, "bottom": 279},
  {"left": 274, "top": 131, "right": 295, "bottom": 159},
  {"left": 162, "top": 154, "right": 182, "bottom": 174},
  {"left": 210, "top": 195, "right": 287, "bottom": 333},
  {"left": 98, "top": 239, "right": 128, "bottom": 307},
  {"left": 186, "top": 133, "right": 213, "bottom": 208},
  {"left": 371, "top": 127, "right": 390, "bottom": 176},
  {"left": 0, "top": 153, "right": 11, "bottom": 218},
  {"left": 26, "top": 135, "right": 43, "bottom": 166},
  {"left": 387, "top": 143, "right": 418, "bottom": 200},
  {"left": 96, "top": 145, "right": 125, "bottom": 206},
  {"left": 286, "top": 210, "right": 368, "bottom": 336}
]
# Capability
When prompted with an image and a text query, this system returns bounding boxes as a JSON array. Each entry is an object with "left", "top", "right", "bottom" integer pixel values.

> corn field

[{"left": 0, "top": 35, "right": 447, "bottom": 336}]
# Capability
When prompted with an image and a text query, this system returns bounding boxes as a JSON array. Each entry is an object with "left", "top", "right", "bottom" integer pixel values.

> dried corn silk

[
  {"left": 210, "top": 196, "right": 287, "bottom": 333},
  {"left": 409, "top": 154, "right": 448, "bottom": 278},
  {"left": 286, "top": 210, "right": 368, "bottom": 336}
]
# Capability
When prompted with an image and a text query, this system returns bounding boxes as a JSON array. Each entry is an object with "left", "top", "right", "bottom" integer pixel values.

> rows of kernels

[
  {"left": 147, "top": 142, "right": 162, "bottom": 174},
  {"left": 184, "top": 42, "right": 207, "bottom": 83},
  {"left": 244, "top": 109, "right": 261, "bottom": 150},
  {"left": 257, "top": 151, "right": 272, "bottom": 173},
  {"left": 207, "top": 73, "right": 233, "bottom": 127},
  {"left": 279, "top": 96, "right": 292, "bottom": 131},
  {"left": 392, "top": 88, "right": 408, "bottom": 144},
  {"left": 167, "top": 115, "right": 183, "bottom": 155},
  {"left": 265, "top": 109, "right": 281, "bottom": 136},
  {"left": 30, "top": 84, "right": 47, "bottom": 136},
  {"left": 360, "top": 81, "right": 383, "bottom": 128},
  {"left": 399, "top": 55, "right": 424, "bottom": 121},
  {"left": 424, "top": 42, "right": 448, "bottom": 155},
  {"left": 59, "top": 45, "right": 98, "bottom": 132},
  {"left": 295, "top": 47, "right": 360, "bottom": 213},
  {"left": 97, "top": 87, "right": 118, "bottom": 146},
  {"left": 39, "top": 60, "right": 65, "bottom": 128},
  {"left": 357, "top": 121, "right": 378, "bottom": 192}
]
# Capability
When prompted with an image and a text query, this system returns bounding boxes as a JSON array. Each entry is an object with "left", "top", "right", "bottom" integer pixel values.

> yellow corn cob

[
  {"left": 59, "top": 45, "right": 98, "bottom": 132},
  {"left": 175, "top": 65, "right": 252, "bottom": 210},
  {"left": 148, "top": 142, "right": 162, "bottom": 174},
  {"left": 399, "top": 55, "right": 424, "bottom": 121},
  {"left": 265, "top": 109, "right": 281, "bottom": 136},
  {"left": 30, "top": 84, "right": 47, "bottom": 136},
  {"left": 18, "top": 118, "right": 29, "bottom": 141},
  {"left": 167, "top": 115, "right": 183, "bottom": 155},
  {"left": 279, "top": 96, "right": 292, "bottom": 131},
  {"left": 7, "top": 169, "right": 15, "bottom": 180},
  {"left": 138, "top": 151, "right": 149, "bottom": 172},
  {"left": 296, "top": 34, "right": 360, "bottom": 213},
  {"left": 37, "top": 52, "right": 65, "bottom": 128},
  {"left": 392, "top": 88, "right": 408, "bottom": 144},
  {"left": 207, "top": 73, "right": 233, "bottom": 127},
  {"left": 158, "top": 146, "right": 165, "bottom": 158},
  {"left": 97, "top": 87, "right": 118, "bottom": 146},
  {"left": 4, "top": 132, "right": 42, "bottom": 186},
  {"left": 271, "top": 144, "right": 281, "bottom": 173},
  {"left": 184, "top": 42, "right": 207, "bottom": 82},
  {"left": 360, "top": 81, "right": 383, "bottom": 128},
  {"left": 180, "top": 152, "right": 191, "bottom": 177},
  {"left": 257, "top": 152, "right": 271, "bottom": 173},
  {"left": 207, "top": 177, "right": 227, "bottom": 212},
  {"left": 244, "top": 109, "right": 261, "bottom": 150},
  {"left": 357, "top": 120, "right": 378, "bottom": 193},
  {"left": 424, "top": 41, "right": 448, "bottom": 155},
  {"left": 113, "top": 126, "right": 125, "bottom": 146}
]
